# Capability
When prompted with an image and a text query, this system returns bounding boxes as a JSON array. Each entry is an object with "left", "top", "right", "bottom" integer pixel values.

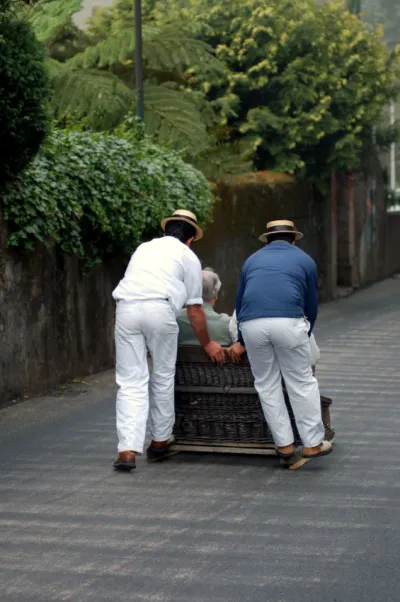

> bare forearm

[{"left": 187, "top": 306, "right": 211, "bottom": 348}]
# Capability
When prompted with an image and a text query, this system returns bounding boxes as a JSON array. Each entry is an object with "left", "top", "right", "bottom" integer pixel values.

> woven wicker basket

[{"left": 174, "top": 346, "right": 334, "bottom": 445}]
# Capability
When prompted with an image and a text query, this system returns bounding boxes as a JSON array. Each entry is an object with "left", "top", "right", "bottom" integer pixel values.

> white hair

[{"left": 202, "top": 267, "right": 222, "bottom": 301}]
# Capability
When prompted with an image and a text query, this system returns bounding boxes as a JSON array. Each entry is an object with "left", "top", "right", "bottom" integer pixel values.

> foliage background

[
  {"left": 2, "top": 0, "right": 400, "bottom": 263},
  {"left": 24, "top": 0, "right": 399, "bottom": 187},
  {"left": 0, "top": 0, "right": 50, "bottom": 184},
  {"left": 146, "top": 0, "right": 400, "bottom": 186},
  {"left": 2, "top": 127, "right": 214, "bottom": 266}
]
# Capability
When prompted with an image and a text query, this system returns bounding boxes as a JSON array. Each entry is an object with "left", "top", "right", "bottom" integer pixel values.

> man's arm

[
  {"left": 183, "top": 255, "right": 225, "bottom": 364},
  {"left": 304, "top": 262, "right": 318, "bottom": 333},
  {"left": 227, "top": 341, "right": 246, "bottom": 363},
  {"left": 186, "top": 305, "right": 225, "bottom": 365}
]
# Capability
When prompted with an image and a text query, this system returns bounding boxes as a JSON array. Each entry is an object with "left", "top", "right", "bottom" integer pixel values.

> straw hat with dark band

[
  {"left": 161, "top": 209, "right": 203, "bottom": 241},
  {"left": 259, "top": 220, "right": 303, "bottom": 243}
]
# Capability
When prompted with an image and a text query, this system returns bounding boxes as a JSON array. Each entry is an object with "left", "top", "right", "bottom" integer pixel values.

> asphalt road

[{"left": 1, "top": 278, "right": 400, "bottom": 602}]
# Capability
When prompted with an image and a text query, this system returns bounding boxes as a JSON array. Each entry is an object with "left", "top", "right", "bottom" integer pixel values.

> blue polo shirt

[{"left": 236, "top": 242, "right": 318, "bottom": 345}]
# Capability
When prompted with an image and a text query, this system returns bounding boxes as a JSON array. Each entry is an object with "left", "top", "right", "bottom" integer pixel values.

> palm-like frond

[
  {"left": 66, "top": 24, "right": 223, "bottom": 75},
  {"left": 143, "top": 26, "right": 223, "bottom": 74},
  {"left": 143, "top": 84, "right": 210, "bottom": 153},
  {"left": 50, "top": 70, "right": 211, "bottom": 153},
  {"left": 51, "top": 69, "right": 133, "bottom": 130},
  {"left": 193, "top": 140, "right": 255, "bottom": 179},
  {"left": 67, "top": 27, "right": 134, "bottom": 69},
  {"left": 45, "top": 56, "right": 67, "bottom": 78},
  {"left": 30, "top": 1, "right": 232, "bottom": 169},
  {"left": 27, "top": 0, "right": 83, "bottom": 44}
]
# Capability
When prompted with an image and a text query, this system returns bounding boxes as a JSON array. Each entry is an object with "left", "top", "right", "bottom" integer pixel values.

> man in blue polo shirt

[{"left": 235, "top": 220, "right": 332, "bottom": 462}]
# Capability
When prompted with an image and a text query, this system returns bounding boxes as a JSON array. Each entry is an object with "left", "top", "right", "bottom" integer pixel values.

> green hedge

[
  {"left": 0, "top": 1, "right": 50, "bottom": 183},
  {"left": 2, "top": 128, "right": 214, "bottom": 267}
]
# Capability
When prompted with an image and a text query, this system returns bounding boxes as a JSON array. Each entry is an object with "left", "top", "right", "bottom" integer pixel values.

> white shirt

[{"left": 112, "top": 236, "right": 203, "bottom": 312}]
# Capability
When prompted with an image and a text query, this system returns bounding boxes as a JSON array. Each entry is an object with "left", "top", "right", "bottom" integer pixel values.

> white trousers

[
  {"left": 115, "top": 300, "right": 178, "bottom": 454},
  {"left": 241, "top": 317, "right": 325, "bottom": 448},
  {"left": 230, "top": 311, "right": 321, "bottom": 366}
]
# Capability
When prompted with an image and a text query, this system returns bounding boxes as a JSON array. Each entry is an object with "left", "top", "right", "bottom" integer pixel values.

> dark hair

[
  {"left": 267, "top": 232, "right": 296, "bottom": 244},
  {"left": 165, "top": 219, "right": 197, "bottom": 243}
]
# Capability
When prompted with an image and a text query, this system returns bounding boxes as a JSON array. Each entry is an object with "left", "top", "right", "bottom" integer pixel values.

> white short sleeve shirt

[{"left": 112, "top": 236, "right": 203, "bottom": 312}]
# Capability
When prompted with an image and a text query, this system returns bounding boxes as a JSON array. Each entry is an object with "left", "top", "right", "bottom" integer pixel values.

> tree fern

[
  {"left": 52, "top": 69, "right": 133, "bottom": 130},
  {"left": 142, "top": 26, "right": 223, "bottom": 75},
  {"left": 45, "top": 56, "right": 66, "bottom": 78},
  {"left": 67, "top": 24, "right": 223, "bottom": 75},
  {"left": 26, "top": 0, "right": 83, "bottom": 44},
  {"left": 53, "top": 12, "right": 223, "bottom": 154},
  {"left": 192, "top": 139, "right": 255, "bottom": 179},
  {"left": 67, "top": 27, "right": 135, "bottom": 69},
  {"left": 50, "top": 70, "right": 212, "bottom": 154},
  {"left": 24, "top": 0, "right": 248, "bottom": 174},
  {"left": 142, "top": 84, "right": 210, "bottom": 153}
]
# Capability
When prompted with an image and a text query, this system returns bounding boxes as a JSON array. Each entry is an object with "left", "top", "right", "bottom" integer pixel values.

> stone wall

[
  {"left": 195, "top": 172, "right": 327, "bottom": 313},
  {"left": 333, "top": 149, "right": 391, "bottom": 291},
  {"left": 0, "top": 217, "right": 124, "bottom": 402},
  {"left": 384, "top": 212, "right": 400, "bottom": 278},
  {"left": 0, "top": 172, "right": 326, "bottom": 401},
  {"left": 2, "top": 165, "right": 400, "bottom": 402}
]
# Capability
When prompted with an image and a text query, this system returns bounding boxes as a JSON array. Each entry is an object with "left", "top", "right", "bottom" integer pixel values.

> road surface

[{"left": 1, "top": 278, "right": 400, "bottom": 602}]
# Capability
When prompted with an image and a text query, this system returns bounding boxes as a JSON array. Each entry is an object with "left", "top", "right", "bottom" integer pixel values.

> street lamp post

[
  {"left": 349, "top": 0, "right": 396, "bottom": 189},
  {"left": 348, "top": 0, "right": 361, "bottom": 14},
  {"left": 134, "top": 0, "right": 144, "bottom": 121}
]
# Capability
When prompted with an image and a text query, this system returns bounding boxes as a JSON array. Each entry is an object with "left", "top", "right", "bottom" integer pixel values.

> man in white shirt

[{"left": 112, "top": 209, "right": 225, "bottom": 472}]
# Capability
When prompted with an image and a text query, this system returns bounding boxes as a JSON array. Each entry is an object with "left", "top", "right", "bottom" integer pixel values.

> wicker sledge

[{"left": 171, "top": 346, "right": 335, "bottom": 458}]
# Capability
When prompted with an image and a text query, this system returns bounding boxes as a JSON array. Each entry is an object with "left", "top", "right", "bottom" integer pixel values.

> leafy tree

[
  {"left": 20, "top": 0, "right": 399, "bottom": 184},
  {"left": 23, "top": 0, "right": 82, "bottom": 44},
  {"left": 0, "top": 0, "right": 50, "bottom": 184},
  {"left": 147, "top": 0, "right": 400, "bottom": 186},
  {"left": 19, "top": 0, "right": 89, "bottom": 65}
]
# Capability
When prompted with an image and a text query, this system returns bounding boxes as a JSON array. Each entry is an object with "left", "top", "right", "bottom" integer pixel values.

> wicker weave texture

[
  {"left": 174, "top": 391, "right": 301, "bottom": 444},
  {"left": 173, "top": 350, "right": 334, "bottom": 445},
  {"left": 176, "top": 362, "right": 254, "bottom": 388}
]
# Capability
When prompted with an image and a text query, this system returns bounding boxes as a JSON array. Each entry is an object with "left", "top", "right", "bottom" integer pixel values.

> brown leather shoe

[
  {"left": 146, "top": 436, "right": 177, "bottom": 462},
  {"left": 303, "top": 440, "right": 333, "bottom": 459},
  {"left": 113, "top": 451, "right": 136, "bottom": 472},
  {"left": 280, "top": 448, "right": 311, "bottom": 471},
  {"left": 276, "top": 443, "right": 295, "bottom": 459}
]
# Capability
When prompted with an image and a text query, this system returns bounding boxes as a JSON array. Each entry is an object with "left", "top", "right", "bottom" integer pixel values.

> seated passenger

[{"left": 177, "top": 268, "right": 233, "bottom": 346}]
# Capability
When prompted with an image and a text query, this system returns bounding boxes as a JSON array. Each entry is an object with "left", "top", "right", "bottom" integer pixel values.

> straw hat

[
  {"left": 161, "top": 209, "right": 203, "bottom": 241},
  {"left": 259, "top": 220, "right": 303, "bottom": 243}
]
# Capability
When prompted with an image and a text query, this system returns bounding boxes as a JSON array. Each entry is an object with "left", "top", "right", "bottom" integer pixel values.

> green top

[{"left": 177, "top": 303, "right": 232, "bottom": 346}]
